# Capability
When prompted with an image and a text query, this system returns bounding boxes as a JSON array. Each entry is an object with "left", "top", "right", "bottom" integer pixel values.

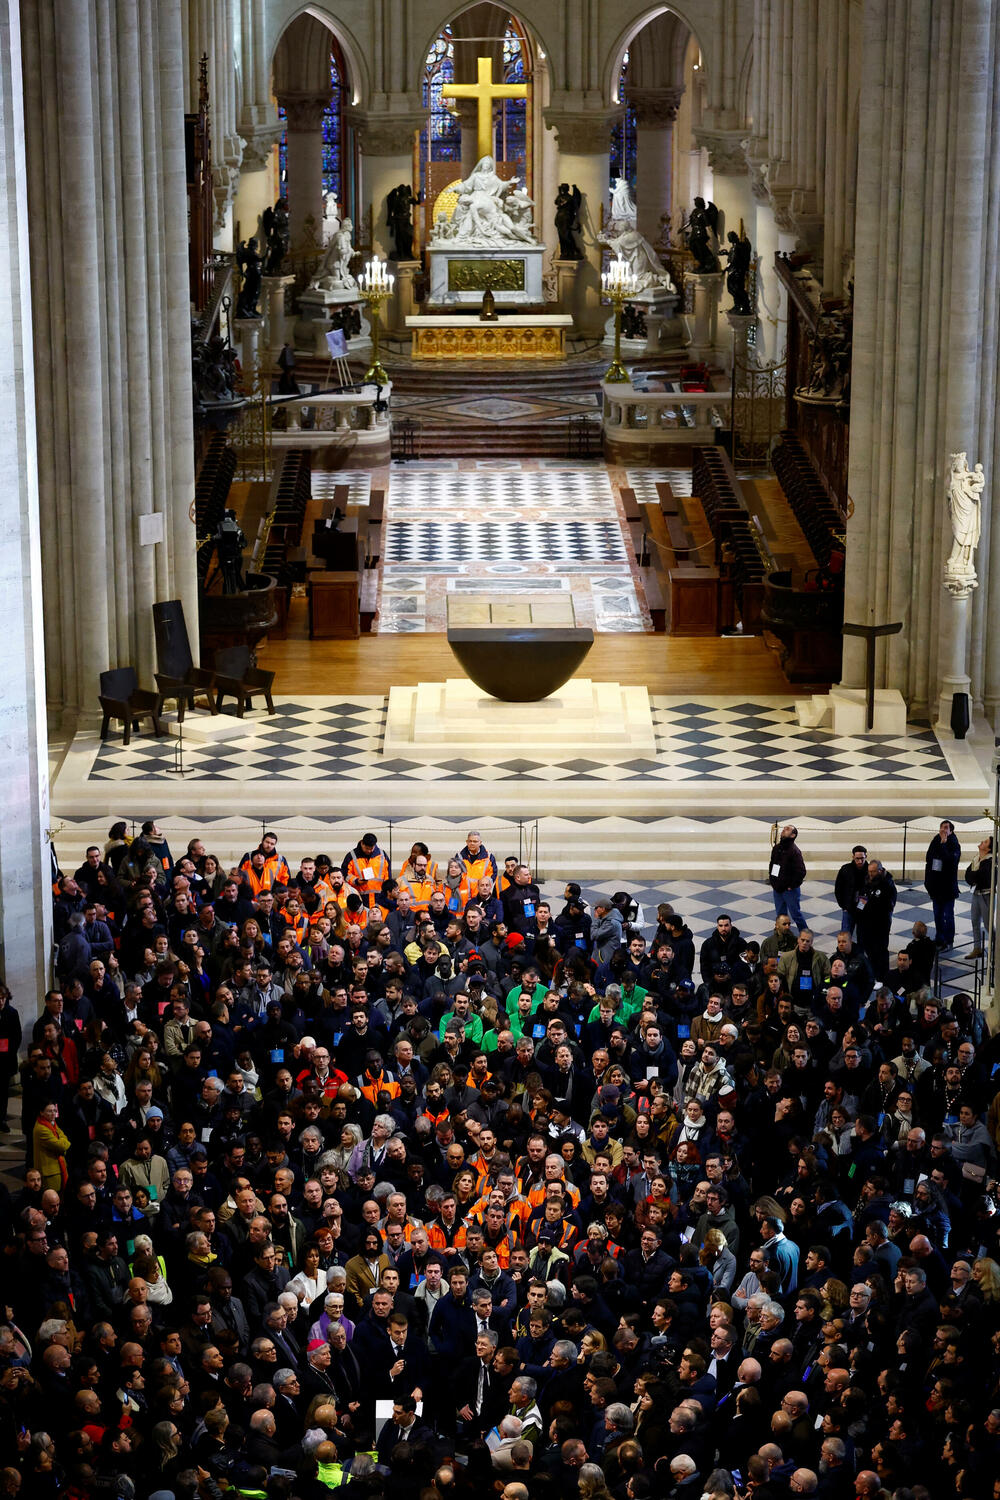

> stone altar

[
  {"left": 406, "top": 312, "right": 571, "bottom": 359},
  {"left": 426, "top": 154, "right": 544, "bottom": 306}
]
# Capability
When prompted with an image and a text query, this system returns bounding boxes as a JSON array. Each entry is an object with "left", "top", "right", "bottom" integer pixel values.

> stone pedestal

[
  {"left": 389, "top": 260, "right": 421, "bottom": 336},
  {"left": 688, "top": 271, "right": 724, "bottom": 362},
  {"left": 552, "top": 258, "right": 579, "bottom": 317},
  {"left": 427, "top": 244, "right": 545, "bottom": 306},
  {"left": 234, "top": 317, "right": 263, "bottom": 390},
  {"left": 726, "top": 310, "right": 755, "bottom": 372},
  {"left": 797, "top": 688, "right": 909, "bottom": 736},
  {"left": 384, "top": 678, "right": 656, "bottom": 761},
  {"left": 606, "top": 288, "right": 683, "bottom": 355},
  {"left": 296, "top": 286, "right": 371, "bottom": 358},
  {"left": 262, "top": 274, "right": 294, "bottom": 369},
  {"left": 936, "top": 588, "right": 974, "bottom": 736}
]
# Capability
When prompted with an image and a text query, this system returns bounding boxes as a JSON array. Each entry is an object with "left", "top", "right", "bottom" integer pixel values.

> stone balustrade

[
  {"left": 272, "top": 383, "right": 392, "bottom": 468},
  {"left": 601, "top": 380, "right": 730, "bottom": 463}
]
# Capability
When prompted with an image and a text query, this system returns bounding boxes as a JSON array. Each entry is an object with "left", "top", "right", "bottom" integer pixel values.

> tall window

[
  {"left": 277, "top": 48, "right": 346, "bottom": 203},
  {"left": 610, "top": 52, "right": 637, "bottom": 189},
  {"left": 419, "top": 16, "right": 531, "bottom": 204},
  {"left": 419, "top": 29, "right": 462, "bottom": 201},
  {"left": 495, "top": 24, "right": 527, "bottom": 165}
]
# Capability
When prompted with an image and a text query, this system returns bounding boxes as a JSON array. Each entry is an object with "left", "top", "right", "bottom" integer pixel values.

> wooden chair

[
  {"left": 98, "top": 668, "right": 164, "bottom": 746},
  {"left": 153, "top": 607, "right": 217, "bottom": 722},
  {"left": 212, "top": 646, "right": 276, "bottom": 717}
]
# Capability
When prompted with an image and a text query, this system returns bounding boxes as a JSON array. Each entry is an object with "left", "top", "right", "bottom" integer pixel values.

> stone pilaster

[
  {"left": 21, "top": 0, "right": 199, "bottom": 721},
  {"left": 0, "top": 0, "right": 52, "bottom": 1027},
  {"left": 629, "top": 87, "right": 683, "bottom": 247}
]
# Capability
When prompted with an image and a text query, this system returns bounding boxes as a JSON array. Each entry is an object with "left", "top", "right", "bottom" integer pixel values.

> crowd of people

[{"left": 0, "top": 817, "right": 997, "bottom": 1500}]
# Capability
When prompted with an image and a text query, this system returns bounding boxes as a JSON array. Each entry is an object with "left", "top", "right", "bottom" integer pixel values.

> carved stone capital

[
  {"left": 544, "top": 107, "right": 623, "bottom": 156},
  {"left": 943, "top": 567, "right": 978, "bottom": 598},
  {"left": 240, "top": 119, "right": 283, "bottom": 171},
  {"left": 213, "top": 163, "right": 238, "bottom": 230},
  {"left": 348, "top": 110, "right": 426, "bottom": 157},
  {"left": 627, "top": 86, "right": 684, "bottom": 128},
  {"left": 278, "top": 92, "right": 330, "bottom": 133},
  {"left": 695, "top": 128, "right": 749, "bottom": 177}
]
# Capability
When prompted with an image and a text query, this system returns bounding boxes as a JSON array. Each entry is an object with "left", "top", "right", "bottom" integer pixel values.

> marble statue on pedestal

[
  {"left": 428, "top": 155, "right": 538, "bottom": 246},
  {"left": 310, "top": 218, "right": 358, "bottom": 291},
  {"left": 609, "top": 177, "right": 637, "bottom": 226},
  {"left": 322, "top": 193, "right": 341, "bottom": 245},
  {"left": 945, "top": 451, "right": 986, "bottom": 594},
  {"left": 599, "top": 224, "right": 676, "bottom": 293}
]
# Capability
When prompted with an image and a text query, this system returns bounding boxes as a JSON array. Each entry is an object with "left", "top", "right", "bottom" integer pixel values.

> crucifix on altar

[{"left": 442, "top": 55, "right": 527, "bottom": 161}]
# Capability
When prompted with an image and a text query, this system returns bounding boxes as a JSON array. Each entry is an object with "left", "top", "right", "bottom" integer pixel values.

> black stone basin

[{"left": 447, "top": 625, "right": 595, "bottom": 702}]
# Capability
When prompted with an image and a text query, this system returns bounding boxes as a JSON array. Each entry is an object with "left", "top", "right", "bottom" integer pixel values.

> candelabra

[
  {"left": 601, "top": 256, "right": 638, "bottom": 384},
  {"left": 358, "top": 255, "right": 395, "bottom": 387}
]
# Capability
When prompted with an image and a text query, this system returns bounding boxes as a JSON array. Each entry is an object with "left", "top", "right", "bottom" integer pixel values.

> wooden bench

[
  {"left": 668, "top": 564, "right": 721, "bottom": 635},
  {"left": 641, "top": 566, "right": 667, "bottom": 632},
  {"left": 366, "top": 488, "right": 385, "bottom": 566},
  {"left": 620, "top": 486, "right": 642, "bottom": 523}
]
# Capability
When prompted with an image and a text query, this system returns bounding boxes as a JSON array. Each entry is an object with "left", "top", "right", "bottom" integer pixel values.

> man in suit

[
  {"left": 707, "top": 1324, "right": 741, "bottom": 1398},
  {"left": 377, "top": 1310, "right": 430, "bottom": 1403},
  {"left": 377, "top": 1394, "right": 436, "bottom": 1463},
  {"left": 455, "top": 1328, "right": 502, "bottom": 1437}
]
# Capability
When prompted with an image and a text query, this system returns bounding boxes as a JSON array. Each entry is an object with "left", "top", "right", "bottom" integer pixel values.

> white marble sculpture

[
  {"left": 609, "top": 177, "right": 637, "bottom": 225},
  {"left": 599, "top": 224, "right": 676, "bottom": 293},
  {"left": 428, "top": 155, "right": 538, "bottom": 247},
  {"left": 322, "top": 193, "right": 341, "bottom": 245},
  {"left": 311, "top": 217, "right": 357, "bottom": 290},
  {"left": 944, "top": 450, "right": 986, "bottom": 594}
]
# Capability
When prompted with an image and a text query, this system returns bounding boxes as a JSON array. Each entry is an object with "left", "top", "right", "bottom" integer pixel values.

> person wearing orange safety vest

[
  {"left": 356, "top": 1058, "right": 401, "bottom": 1107},
  {"left": 342, "top": 834, "right": 390, "bottom": 909},
  {"left": 398, "top": 842, "right": 440, "bottom": 887},
  {"left": 399, "top": 852, "right": 439, "bottom": 915},
  {"left": 439, "top": 858, "right": 474, "bottom": 916},
  {"left": 498, "top": 855, "right": 520, "bottom": 896},
  {"left": 526, "top": 1156, "right": 582, "bottom": 1213},
  {"left": 278, "top": 894, "right": 310, "bottom": 946},
  {"left": 241, "top": 849, "right": 285, "bottom": 900},
  {"left": 455, "top": 831, "right": 498, "bottom": 890},
  {"left": 239, "top": 833, "right": 291, "bottom": 893}
]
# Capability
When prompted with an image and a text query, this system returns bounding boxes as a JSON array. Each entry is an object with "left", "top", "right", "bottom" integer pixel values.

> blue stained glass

[
  {"left": 610, "top": 52, "right": 637, "bottom": 190},
  {"left": 277, "top": 51, "right": 344, "bottom": 206}
]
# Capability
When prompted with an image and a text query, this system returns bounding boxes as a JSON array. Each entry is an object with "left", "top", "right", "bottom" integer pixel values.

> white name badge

[{"left": 771, "top": 863, "right": 781, "bottom": 878}]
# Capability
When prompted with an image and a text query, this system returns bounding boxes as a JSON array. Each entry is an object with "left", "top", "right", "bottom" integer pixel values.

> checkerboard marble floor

[
  {"left": 83, "top": 695, "right": 955, "bottom": 786},
  {"left": 379, "top": 464, "right": 645, "bottom": 634}
]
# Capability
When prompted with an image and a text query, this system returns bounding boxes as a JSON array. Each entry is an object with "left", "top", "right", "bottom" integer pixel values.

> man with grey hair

[
  {"left": 668, "top": 1454, "right": 700, "bottom": 1495},
  {"left": 509, "top": 1376, "right": 543, "bottom": 1445}
]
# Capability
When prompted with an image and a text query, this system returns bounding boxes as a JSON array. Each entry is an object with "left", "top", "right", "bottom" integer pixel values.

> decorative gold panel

[
  {"left": 412, "top": 326, "right": 565, "bottom": 360},
  {"left": 447, "top": 258, "right": 525, "bottom": 292}
]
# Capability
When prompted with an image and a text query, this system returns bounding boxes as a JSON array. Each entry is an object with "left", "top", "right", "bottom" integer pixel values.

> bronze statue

[
  {"left": 555, "top": 183, "right": 583, "bottom": 260},
  {"left": 276, "top": 343, "right": 299, "bottom": 396},
  {"left": 685, "top": 196, "right": 720, "bottom": 273},
  {"left": 235, "top": 238, "right": 263, "bottom": 318},
  {"left": 261, "top": 198, "right": 290, "bottom": 276},
  {"left": 386, "top": 183, "right": 422, "bottom": 261},
  {"left": 723, "top": 229, "right": 753, "bottom": 314}
]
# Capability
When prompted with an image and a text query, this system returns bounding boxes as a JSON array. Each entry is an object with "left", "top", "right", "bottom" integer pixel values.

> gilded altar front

[
  {"left": 447, "top": 258, "right": 525, "bottom": 293},
  {"left": 410, "top": 322, "right": 566, "bottom": 360}
]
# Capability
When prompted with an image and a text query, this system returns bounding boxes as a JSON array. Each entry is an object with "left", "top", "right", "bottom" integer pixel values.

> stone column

[
  {"left": 21, "top": 0, "right": 200, "bottom": 720},
  {"left": 277, "top": 92, "right": 330, "bottom": 249},
  {"left": 350, "top": 112, "right": 424, "bottom": 260},
  {"left": 263, "top": 276, "right": 294, "bottom": 370},
  {"left": 545, "top": 109, "right": 621, "bottom": 339},
  {"left": 629, "top": 88, "right": 683, "bottom": 247},
  {"left": 0, "top": 0, "right": 52, "bottom": 1025}
]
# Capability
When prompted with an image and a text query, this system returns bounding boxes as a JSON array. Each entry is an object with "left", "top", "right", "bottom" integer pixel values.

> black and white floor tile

[
  {"left": 625, "top": 467, "right": 694, "bottom": 500},
  {"left": 383, "top": 519, "right": 627, "bottom": 567},
  {"left": 87, "top": 696, "right": 956, "bottom": 786},
  {"left": 310, "top": 471, "right": 373, "bottom": 505}
]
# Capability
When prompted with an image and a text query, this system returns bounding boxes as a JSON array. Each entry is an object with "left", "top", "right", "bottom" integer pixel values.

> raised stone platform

[{"left": 383, "top": 678, "right": 656, "bottom": 761}]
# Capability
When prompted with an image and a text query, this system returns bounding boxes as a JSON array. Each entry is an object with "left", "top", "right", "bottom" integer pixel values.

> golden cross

[{"left": 442, "top": 55, "right": 527, "bottom": 162}]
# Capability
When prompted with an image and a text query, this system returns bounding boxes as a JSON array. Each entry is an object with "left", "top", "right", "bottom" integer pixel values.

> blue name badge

[
  {"left": 523, "top": 902, "right": 536, "bottom": 919},
  {"left": 532, "top": 1023, "right": 546, "bottom": 1039},
  {"left": 677, "top": 1023, "right": 691, "bottom": 1039},
  {"left": 575, "top": 933, "right": 586, "bottom": 948},
  {"left": 799, "top": 974, "right": 812, "bottom": 991},
  {"left": 270, "top": 1048, "right": 284, "bottom": 1064}
]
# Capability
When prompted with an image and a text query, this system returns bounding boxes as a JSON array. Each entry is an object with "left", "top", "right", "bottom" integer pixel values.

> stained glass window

[
  {"left": 420, "top": 28, "right": 461, "bottom": 195},
  {"left": 277, "top": 49, "right": 345, "bottom": 204},
  {"left": 495, "top": 24, "right": 526, "bottom": 166},
  {"left": 610, "top": 51, "right": 637, "bottom": 189}
]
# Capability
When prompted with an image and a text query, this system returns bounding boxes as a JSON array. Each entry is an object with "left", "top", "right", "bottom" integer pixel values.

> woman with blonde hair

[{"left": 973, "top": 1257, "right": 1000, "bottom": 1302}]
